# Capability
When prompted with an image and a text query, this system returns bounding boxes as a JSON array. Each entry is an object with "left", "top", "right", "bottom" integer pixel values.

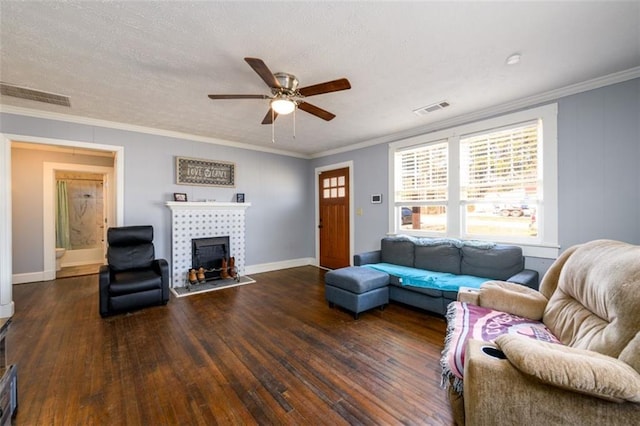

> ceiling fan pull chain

[
  {"left": 271, "top": 109, "right": 276, "bottom": 143},
  {"left": 293, "top": 107, "right": 296, "bottom": 139}
]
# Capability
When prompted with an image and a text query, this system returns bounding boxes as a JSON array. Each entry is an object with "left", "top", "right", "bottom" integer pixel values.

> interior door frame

[
  {"left": 314, "top": 161, "right": 354, "bottom": 268},
  {"left": 43, "top": 162, "right": 115, "bottom": 279},
  {"left": 1, "top": 133, "right": 124, "bottom": 285}
]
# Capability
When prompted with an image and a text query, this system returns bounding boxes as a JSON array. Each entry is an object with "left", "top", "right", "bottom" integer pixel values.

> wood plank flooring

[{"left": 9, "top": 266, "right": 454, "bottom": 425}]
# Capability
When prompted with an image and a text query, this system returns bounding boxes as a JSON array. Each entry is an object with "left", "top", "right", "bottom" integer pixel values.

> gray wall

[
  {"left": 557, "top": 79, "right": 640, "bottom": 248},
  {"left": 312, "top": 143, "right": 389, "bottom": 256},
  {"left": 312, "top": 78, "right": 640, "bottom": 278},
  {"left": 2, "top": 114, "right": 315, "bottom": 275},
  {"left": 3, "top": 78, "right": 639, "bottom": 280}
]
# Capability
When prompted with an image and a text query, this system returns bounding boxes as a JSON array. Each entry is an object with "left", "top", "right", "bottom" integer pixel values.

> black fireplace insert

[{"left": 192, "top": 236, "right": 230, "bottom": 280}]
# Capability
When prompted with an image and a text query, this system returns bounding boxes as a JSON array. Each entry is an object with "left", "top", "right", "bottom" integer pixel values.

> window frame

[{"left": 388, "top": 104, "right": 558, "bottom": 258}]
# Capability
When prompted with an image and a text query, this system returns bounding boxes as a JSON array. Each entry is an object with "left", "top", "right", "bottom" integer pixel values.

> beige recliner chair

[{"left": 444, "top": 239, "right": 640, "bottom": 425}]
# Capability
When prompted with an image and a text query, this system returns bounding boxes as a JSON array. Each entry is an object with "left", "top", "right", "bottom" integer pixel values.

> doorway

[
  {"left": 2, "top": 134, "right": 124, "bottom": 285},
  {"left": 44, "top": 163, "right": 114, "bottom": 279},
  {"left": 316, "top": 163, "right": 353, "bottom": 269},
  {"left": 51, "top": 168, "right": 111, "bottom": 277}
]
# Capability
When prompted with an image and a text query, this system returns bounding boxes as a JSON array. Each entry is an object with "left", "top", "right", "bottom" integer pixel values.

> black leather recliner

[{"left": 99, "top": 225, "right": 169, "bottom": 317}]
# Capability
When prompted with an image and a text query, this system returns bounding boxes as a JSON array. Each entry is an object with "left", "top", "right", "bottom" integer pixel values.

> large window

[
  {"left": 460, "top": 121, "right": 539, "bottom": 238},
  {"left": 395, "top": 141, "right": 448, "bottom": 232},
  {"left": 390, "top": 104, "right": 558, "bottom": 257}
]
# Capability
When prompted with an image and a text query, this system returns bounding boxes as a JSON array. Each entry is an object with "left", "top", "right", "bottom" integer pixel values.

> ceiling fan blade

[
  {"left": 298, "top": 78, "right": 351, "bottom": 97},
  {"left": 244, "top": 57, "right": 281, "bottom": 89},
  {"left": 208, "top": 94, "right": 270, "bottom": 100},
  {"left": 298, "top": 102, "right": 336, "bottom": 121},
  {"left": 261, "top": 109, "right": 279, "bottom": 125}
]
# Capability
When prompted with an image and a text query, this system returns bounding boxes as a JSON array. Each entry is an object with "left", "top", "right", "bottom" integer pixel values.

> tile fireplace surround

[{"left": 166, "top": 201, "right": 251, "bottom": 288}]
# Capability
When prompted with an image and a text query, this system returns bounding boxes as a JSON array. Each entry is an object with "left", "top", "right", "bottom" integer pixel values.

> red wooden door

[{"left": 319, "top": 168, "right": 350, "bottom": 269}]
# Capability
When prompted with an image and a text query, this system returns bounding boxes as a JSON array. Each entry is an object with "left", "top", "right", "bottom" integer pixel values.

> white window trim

[{"left": 389, "top": 104, "right": 559, "bottom": 259}]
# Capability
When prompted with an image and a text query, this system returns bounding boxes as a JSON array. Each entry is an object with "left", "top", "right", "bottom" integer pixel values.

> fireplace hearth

[{"left": 192, "top": 236, "right": 230, "bottom": 281}]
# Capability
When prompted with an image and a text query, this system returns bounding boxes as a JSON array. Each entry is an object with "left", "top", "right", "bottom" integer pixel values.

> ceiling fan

[{"left": 208, "top": 57, "right": 351, "bottom": 125}]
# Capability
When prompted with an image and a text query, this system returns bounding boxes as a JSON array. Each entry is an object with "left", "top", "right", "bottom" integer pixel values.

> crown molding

[
  {"left": 311, "top": 66, "right": 640, "bottom": 158},
  {"left": 2, "top": 67, "right": 637, "bottom": 161},
  {"left": 0, "top": 105, "right": 310, "bottom": 159}
]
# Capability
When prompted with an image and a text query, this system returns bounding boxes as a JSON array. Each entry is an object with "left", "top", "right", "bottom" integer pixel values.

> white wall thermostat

[{"left": 371, "top": 194, "right": 382, "bottom": 204}]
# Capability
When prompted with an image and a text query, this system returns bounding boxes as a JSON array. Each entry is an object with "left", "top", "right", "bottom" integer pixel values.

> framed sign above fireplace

[{"left": 176, "top": 156, "right": 235, "bottom": 187}]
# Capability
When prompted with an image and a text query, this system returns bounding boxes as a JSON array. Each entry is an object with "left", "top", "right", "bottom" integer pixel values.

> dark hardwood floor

[{"left": 9, "top": 266, "right": 454, "bottom": 425}]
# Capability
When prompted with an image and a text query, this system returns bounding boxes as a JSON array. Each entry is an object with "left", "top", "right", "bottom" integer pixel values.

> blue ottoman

[{"left": 325, "top": 266, "right": 390, "bottom": 319}]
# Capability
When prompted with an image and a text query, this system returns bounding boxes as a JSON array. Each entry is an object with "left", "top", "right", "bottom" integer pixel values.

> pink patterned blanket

[{"left": 440, "top": 301, "right": 560, "bottom": 393}]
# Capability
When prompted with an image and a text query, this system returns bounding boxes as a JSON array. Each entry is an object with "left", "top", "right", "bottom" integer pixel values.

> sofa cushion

[
  {"left": 381, "top": 238, "right": 414, "bottom": 267},
  {"left": 110, "top": 269, "right": 163, "bottom": 295},
  {"left": 364, "top": 263, "right": 489, "bottom": 292},
  {"left": 107, "top": 225, "right": 153, "bottom": 246},
  {"left": 414, "top": 244, "right": 461, "bottom": 274},
  {"left": 620, "top": 332, "right": 640, "bottom": 374},
  {"left": 108, "top": 243, "right": 155, "bottom": 272},
  {"left": 497, "top": 334, "right": 640, "bottom": 403},
  {"left": 460, "top": 244, "right": 523, "bottom": 280},
  {"left": 388, "top": 279, "right": 443, "bottom": 297}
]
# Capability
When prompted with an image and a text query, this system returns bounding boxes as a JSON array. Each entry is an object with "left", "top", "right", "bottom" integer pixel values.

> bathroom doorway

[
  {"left": 54, "top": 170, "right": 107, "bottom": 276},
  {"left": 44, "top": 162, "right": 115, "bottom": 279}
]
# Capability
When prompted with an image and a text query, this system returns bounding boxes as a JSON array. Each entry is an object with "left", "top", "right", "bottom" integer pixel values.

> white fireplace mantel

[
  {"left": 166, "top": 201, "right": 251, "bottom": 211},
  {"left": 166, "top": 201, "right": 251, "bottom": 288}
]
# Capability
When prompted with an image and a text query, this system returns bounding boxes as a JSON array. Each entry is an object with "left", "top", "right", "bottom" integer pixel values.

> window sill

[
  {"left": 387, "top": 231, "right": 559, "bottom": 259},
  {"left": 518, "top": 243, "right": 559, "bottom": 259}
]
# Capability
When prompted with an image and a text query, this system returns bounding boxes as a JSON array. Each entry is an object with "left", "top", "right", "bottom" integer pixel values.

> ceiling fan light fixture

[{"left": 271, "top": 97, "right": 296, "bottom": 115}]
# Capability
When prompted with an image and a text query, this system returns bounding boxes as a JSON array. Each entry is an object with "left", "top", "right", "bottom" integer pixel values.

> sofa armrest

[
  {"left": 477, "top": 281, "right": 547, "bottom": 320},
  {"left": 507, "top": 268, "right": 539, "bottom": 290},
  {"left": 457, "top": 287, "right": 480, "bottom": 305},
  {"left": 152, "top": 259, "right": 170, "bottom": 303},
  {"left": 354, "top": 250, "right": 381, "bottom": 266},
  {"left": 99, "top": 265, "right": 111, "bottom": 317},
  {"left": 496, "top": 335, "right": 640, "bottom": 404},
  {"left": 462, "top": 339, "right": 640, "bottom": 426}
]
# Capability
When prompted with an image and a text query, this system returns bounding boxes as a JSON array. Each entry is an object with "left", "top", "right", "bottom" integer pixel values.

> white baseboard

[
  {"left": 0, "top": 301, "right": 14, "bottom": 317},
  {"left": 244, "top": 257, "right": 316, "bottom": 275},
  {"left": 12, "top": 270, "right": 52, "bottom": 284},
  {"left": 13, "top": 258, "right": 317, "bottom": 284}
]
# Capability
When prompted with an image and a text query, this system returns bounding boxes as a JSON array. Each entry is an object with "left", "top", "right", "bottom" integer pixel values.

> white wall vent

[
  {"left": 0, "top": 83, "right": 71, "bottom": 107},
  {"left": 413, "top": 101, "right": 450, "bottom": 116}
]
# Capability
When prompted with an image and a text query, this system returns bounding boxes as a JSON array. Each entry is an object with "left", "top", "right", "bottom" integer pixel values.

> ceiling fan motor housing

[{"left": 274, "top": 72, "right": 299, "bottom": 92}]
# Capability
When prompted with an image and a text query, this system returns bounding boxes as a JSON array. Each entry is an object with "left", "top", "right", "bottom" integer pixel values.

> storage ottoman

[{"left": 325, "top": 266, "right": 390, "bottom": 319}]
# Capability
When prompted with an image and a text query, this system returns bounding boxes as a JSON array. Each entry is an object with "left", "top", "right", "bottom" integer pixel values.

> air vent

[
  {"left": 0, "top": 83, "right": 70, "bottom": 107},
  {"left": 413, "top": 101, "right": 450, "bottom": 116}
]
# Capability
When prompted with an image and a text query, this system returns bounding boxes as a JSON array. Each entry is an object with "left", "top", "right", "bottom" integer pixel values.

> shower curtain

[{"left": 56, "top": 180, "right": 72, "bottom": 249}]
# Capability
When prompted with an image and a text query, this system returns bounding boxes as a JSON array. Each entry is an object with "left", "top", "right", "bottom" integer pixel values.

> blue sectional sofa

[{"left": 354, "top": 236, "right": 538, "bottom": 316}]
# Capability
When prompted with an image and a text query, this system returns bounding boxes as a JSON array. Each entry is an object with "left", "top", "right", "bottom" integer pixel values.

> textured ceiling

[{"left": 1, "top": 1, "right": 639, "bottom": 157}]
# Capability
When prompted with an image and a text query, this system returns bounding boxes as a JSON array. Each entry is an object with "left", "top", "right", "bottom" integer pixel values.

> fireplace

[
  {"left": 192, "top": 236, "right": 230, "bottom": 280},
  {"left": 166, "top": 201, "right": 250, "bottom": 288}
]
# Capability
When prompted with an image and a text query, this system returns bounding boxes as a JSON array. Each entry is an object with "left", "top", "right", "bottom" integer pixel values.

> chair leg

[
  {"left": 328, "top": 301, "right": 335, "bottom": 308},
  {"left": 354, "top": 312, "right": 359, "bottom": 320}
]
